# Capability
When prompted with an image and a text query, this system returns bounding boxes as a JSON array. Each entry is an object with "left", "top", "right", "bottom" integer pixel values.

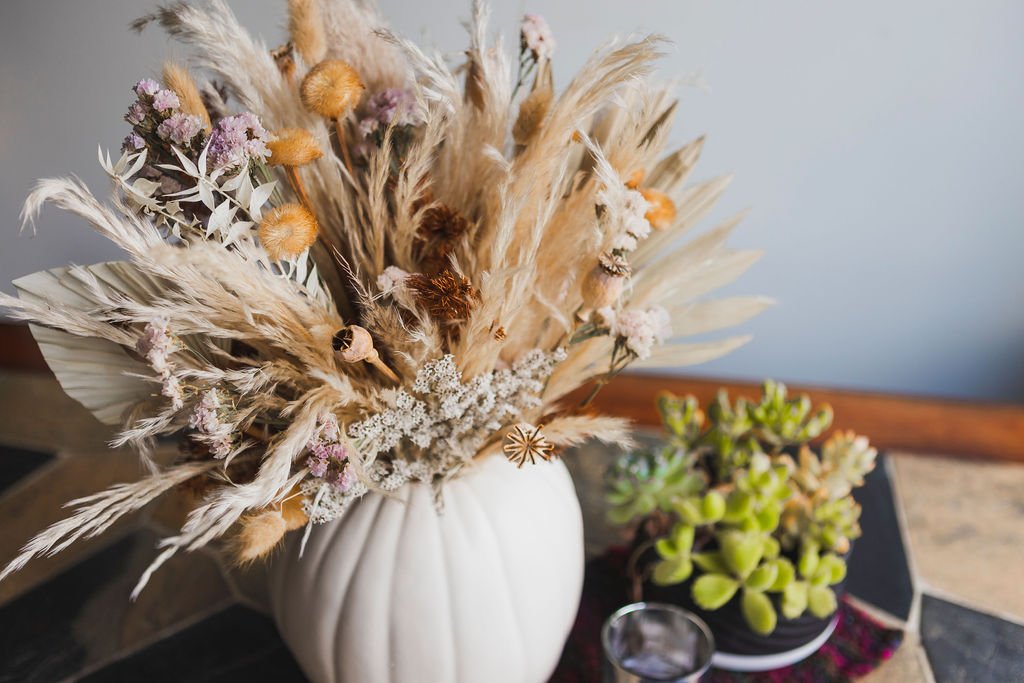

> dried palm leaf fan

[{"left": 0, "top": 0, "right": 770, "bottom": 594}]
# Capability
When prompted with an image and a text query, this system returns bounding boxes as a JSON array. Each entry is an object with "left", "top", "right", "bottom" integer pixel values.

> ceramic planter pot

[
  {"left": 268, "top": 455, "right": 584, "bottom": 683},
  {"left": 645, "top": 576, "right": 843, "bottom": 672},
  {"left": 638, "top": 539, "right": 851, "bottom": 673}
]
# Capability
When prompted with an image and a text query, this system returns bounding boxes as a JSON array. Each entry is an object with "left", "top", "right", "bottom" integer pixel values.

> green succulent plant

[
  {"left": 607, "top": 381, "right": 877, "bottom": 636},
  {"left": 605, "top": 446, "right": 703, "bottom": 526}
]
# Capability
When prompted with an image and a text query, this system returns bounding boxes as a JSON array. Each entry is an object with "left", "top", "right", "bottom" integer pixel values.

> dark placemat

[{"left": 551, "top": 550, "right": 903, "bottom": 683}]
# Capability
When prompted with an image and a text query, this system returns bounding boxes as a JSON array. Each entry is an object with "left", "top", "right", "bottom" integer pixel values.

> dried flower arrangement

[
  {"left": 0, "top": 0, "right": 769, "bottom": 595},
  {"left": 606, "top": 383, "right": 877, "bottom": 635}
]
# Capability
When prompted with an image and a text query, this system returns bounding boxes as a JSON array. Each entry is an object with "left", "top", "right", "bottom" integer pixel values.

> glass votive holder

[{"left": 601, "top": 602, "right": 715, "bottom": 683}]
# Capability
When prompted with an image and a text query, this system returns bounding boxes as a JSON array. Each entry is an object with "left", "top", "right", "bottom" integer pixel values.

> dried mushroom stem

[
  {"left": 266, "top": 128, "right": 323, "bottom": 212},
  {"left": 285, "top": 165, "right": 314, "bottom": 210},
  {"left": 335, "top": 118, "right": 355, "bottom": 176}
]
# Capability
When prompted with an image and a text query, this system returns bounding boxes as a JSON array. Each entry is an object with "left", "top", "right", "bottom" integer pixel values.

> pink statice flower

[
  {"left": 306, "top": 413, "right": 352, "bottom": 490},
  {"left": 309, "top": 442, "right": 348, "bottom": 477},
  {"left": 161, "top": 374, "right": 184, "bottom": 411},
  {"left": 355, "top": 88, "right": 421, "bottom": 159},
  {"left": 136, "top": 318, "right": 175, "bottom": 374},
  {"left": 207, "top": 112, "right": 270, "bottom": 169},
  {"left": 133, "top": 78, "right": 161, "bottom": 97},
  {"left": 157, "top": 113, "right": 203, "bottom": 146},
  {"left": 189, "top": 389, "right": 233, "bottom": 458},
  {"left": 122, "top": 132, "right": 146, "bottom": 152},
  {"left": 521, "top": 14, "right": 555, "bottom": 60},
  {"left": 125, "top": 101, "right": 148, "bottom": 126},
  {"left": 151, "top": 89, "right": 181, "bottom": 113},
  {"left": 328, "top": 466, "right": 357, "bottom": 492},
  {"left": 189, "top": 390, "right": 222, "bottom": 432},
  {"left": 376, "top": 266, "right": 409, "bottom": 295},
  {"left": 358, "top": 117, "right": 380, "bottom": 138},
  {"left": 136, "top": 319, "right": 190, "bottom": 411},
  {"left": 365, "top": 88, "right": 420, "bottom": 128},
  {"left": 599, "top": 305, "right": 672, "bottom": 359}
]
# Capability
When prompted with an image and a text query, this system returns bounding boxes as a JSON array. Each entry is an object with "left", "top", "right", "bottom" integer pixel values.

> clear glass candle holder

[{"left": 601, "top": 602, "right": 715, "bottom": 683}]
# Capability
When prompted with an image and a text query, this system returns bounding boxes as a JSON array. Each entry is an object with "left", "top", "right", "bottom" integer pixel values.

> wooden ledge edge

[
  {"left": 569, "top": 374, "right": 1024, "bottom": 463},
  {"left": 3, "top": 322, "right": 1022, "bottom": 462}
]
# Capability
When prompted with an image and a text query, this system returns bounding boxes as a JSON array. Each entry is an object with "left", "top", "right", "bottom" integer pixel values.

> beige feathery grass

[
  {"left": 162, "top": 62, "right": 212, "bottom": 131},
  {"left": 1, "top": 0, "right": 768, "bottom": 594},
  {"left": 288, "top": 0, "right": 327, "bottom": 66}
]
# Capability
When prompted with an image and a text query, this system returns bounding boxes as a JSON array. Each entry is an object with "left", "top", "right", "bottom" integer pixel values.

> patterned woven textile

[{"left": 551, "top": 550, "right": 903, "bottom": 683}]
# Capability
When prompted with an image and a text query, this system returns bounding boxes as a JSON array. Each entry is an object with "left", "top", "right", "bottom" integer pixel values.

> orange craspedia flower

[
  {"left": 258, "top": 203, "right": 319, "bottom": 261},
  {"left": 625, "top": 168, "right": 645, "bottom": 189},
  {"left": 299, "top": 59, "right": 364, "bottom": 119},
  {"left": 639, "top": 187, "right": 676, "bottom": 231},
  {"left": 268, "top": 128, "right": 323, "bottom": 167}
]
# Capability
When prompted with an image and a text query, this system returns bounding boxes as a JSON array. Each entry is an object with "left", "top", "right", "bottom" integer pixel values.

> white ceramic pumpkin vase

[{"left": 268, "top": 454, "right": 585, "bottom": 683}]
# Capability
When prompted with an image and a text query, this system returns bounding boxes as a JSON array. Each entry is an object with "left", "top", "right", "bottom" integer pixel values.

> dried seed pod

[
  {"left": 503, "top": 423, "right": 556, "bottom": 468},
  {"left": 332, "top": 325, "right": 400, "bottom": 382},
  {"left": 332, "top": 325, "right": 375, "bottom": 363},
  {"left": 581, "top": 264, "right": 626, "bottom": 310},
  {"left": 406, "top": 268, "right": 478, "bottom": 324},
  {"left": 581, "top": 252, "right": 626, "bottom": 311},
  {"left": 416, "top": 205, "right": 470, "bottom": 272}
]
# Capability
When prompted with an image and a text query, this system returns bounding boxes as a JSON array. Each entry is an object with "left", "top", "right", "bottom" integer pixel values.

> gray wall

[{"left": 2, "top": 0, "right": 1022, "bottom": 402}]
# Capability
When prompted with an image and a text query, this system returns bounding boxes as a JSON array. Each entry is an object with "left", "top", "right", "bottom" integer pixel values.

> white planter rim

[{"left": 710, "top": 615, "right": 839, "bottom": 672}]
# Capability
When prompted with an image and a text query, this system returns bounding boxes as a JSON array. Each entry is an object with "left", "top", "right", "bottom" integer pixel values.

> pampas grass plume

[
  {"left": 258, "top": 203, "right": 319, "bottom": 260},
  {"left": 288, "top": 0, "right": 327, "bottom": 66},
  {"left": 300, "top": 59, "right": 364, "bottom": 119},
  {"left": 0, "top": 4, "right": 764, "bottom": 593},
  {"left": 513, "top": 86, "right": 553, "bottom": 145},
  {"left": 268, "top": 128, "right": 324, "bottom": 166},
  {"left": 162, "top": 62, "right": 212, "bottom": 132}
]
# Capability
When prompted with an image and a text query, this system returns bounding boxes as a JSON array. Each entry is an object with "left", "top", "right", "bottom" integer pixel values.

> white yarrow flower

[
  {"left": 521, "top": 14, "right": 555, "bottom": 60},
  {"left": 376, "top": 266, "right": 409, "bottom": 295},
  {"left": 603, "top": 305, "right": 672, "bottom": 359}
]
